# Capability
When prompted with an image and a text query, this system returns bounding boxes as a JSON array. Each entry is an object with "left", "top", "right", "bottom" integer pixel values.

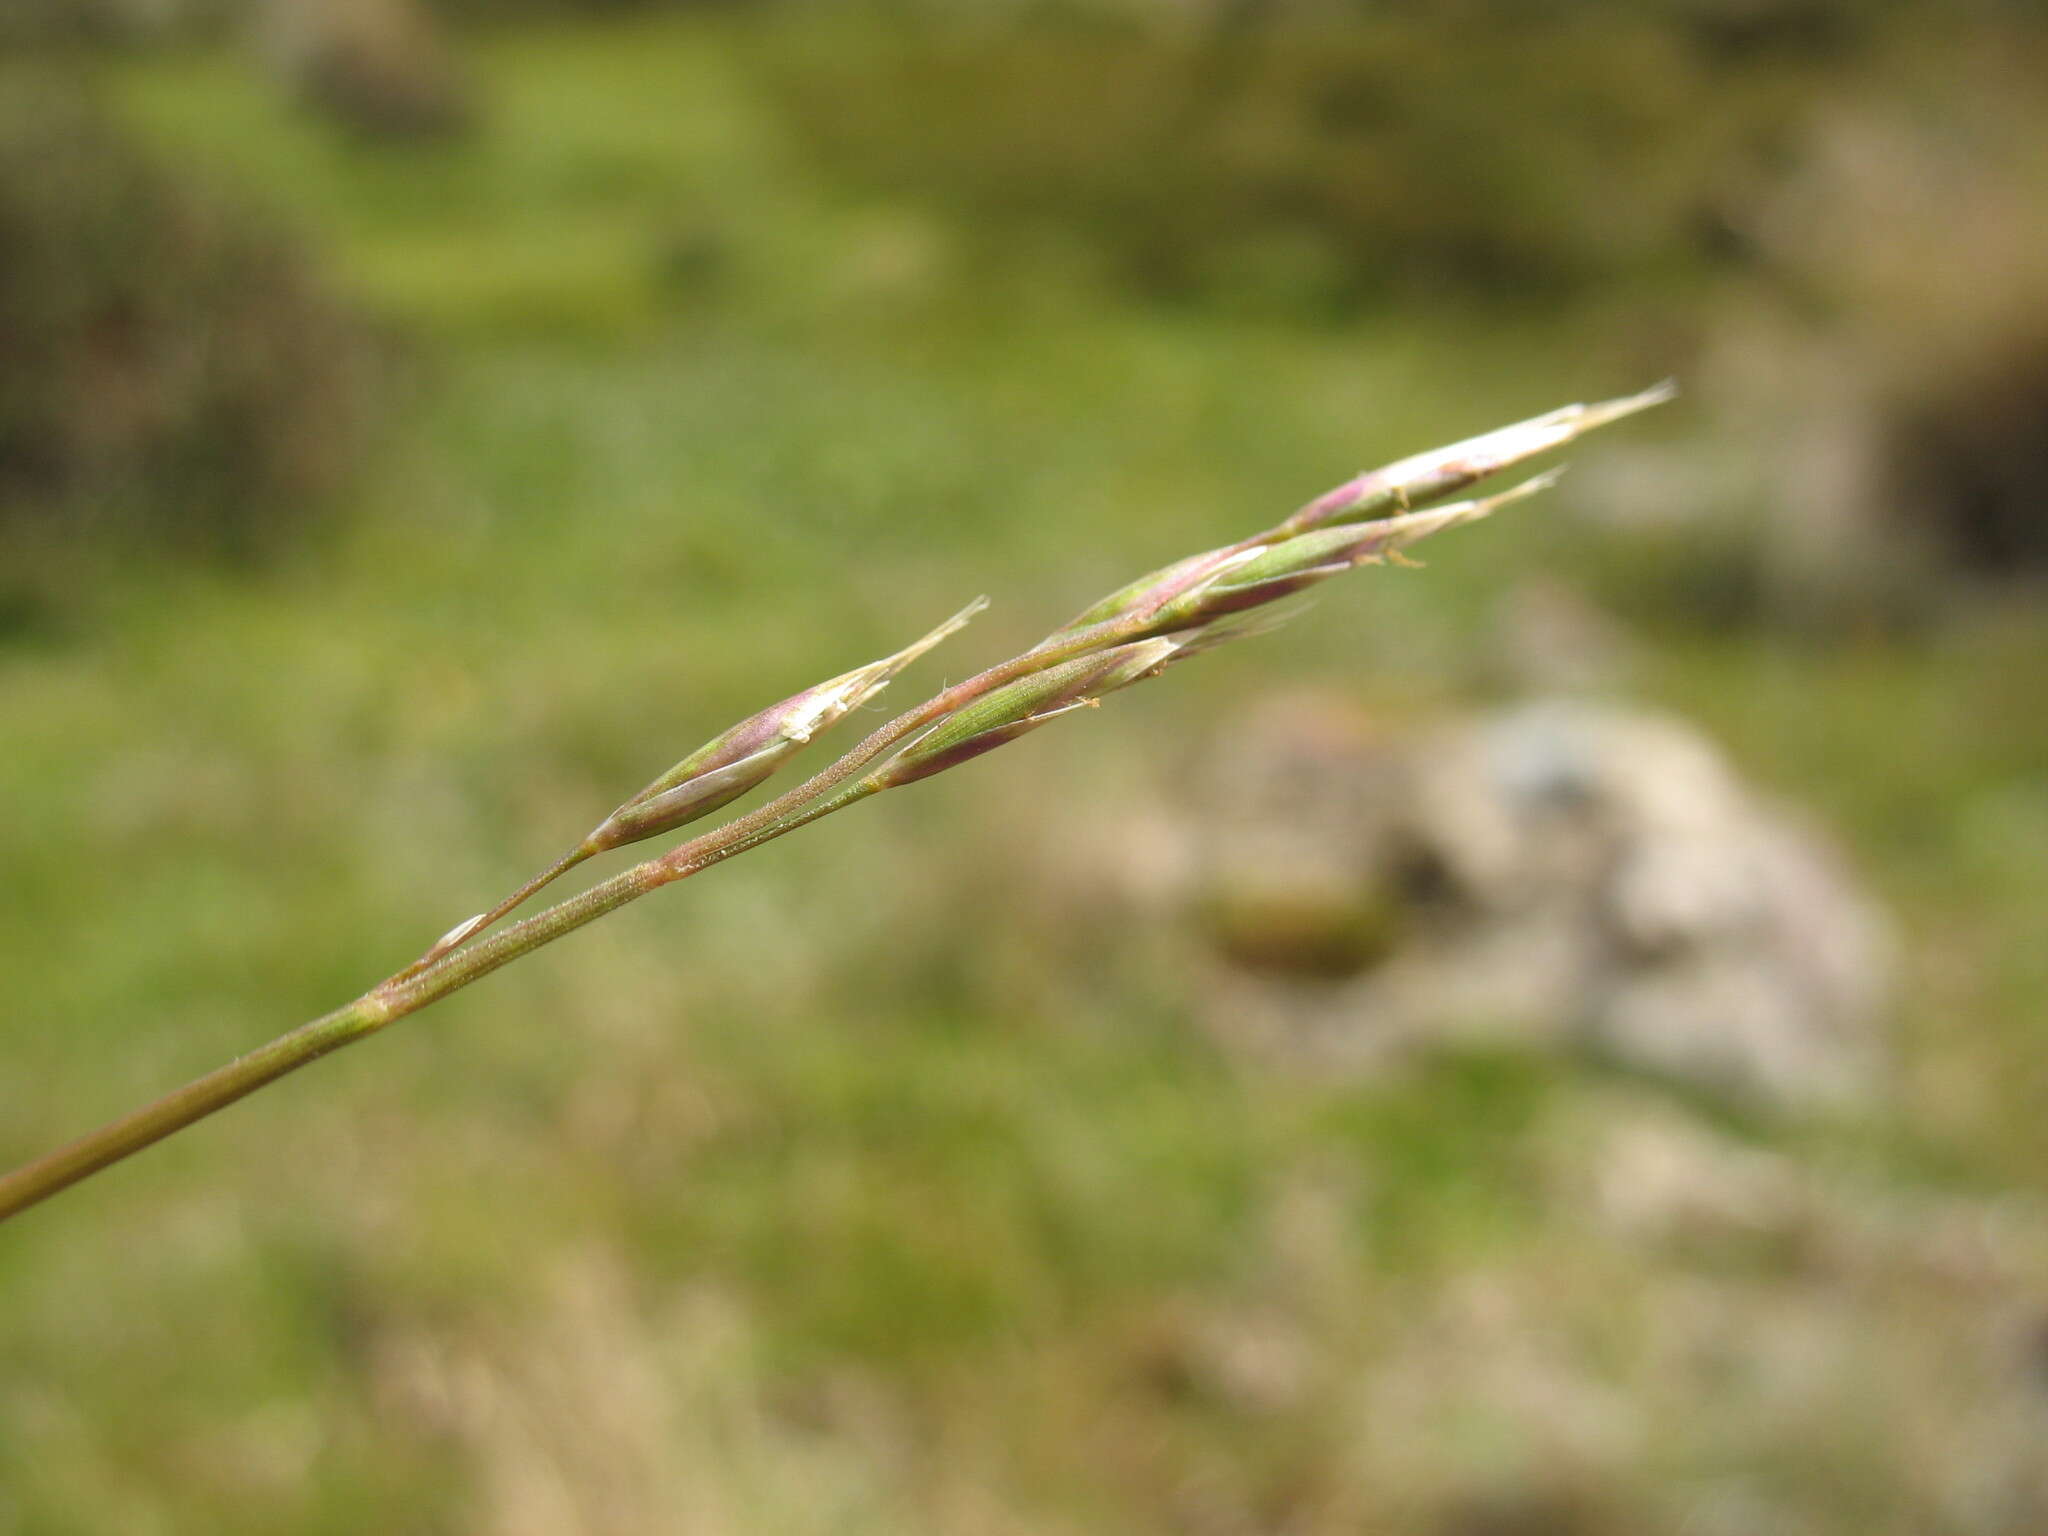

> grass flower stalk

[
  {"left": 395, "top": 598, "right": 988, "bottom": 979},
  {"left": 0, "top": 386, "right": 1669, "bottom": 1223}
]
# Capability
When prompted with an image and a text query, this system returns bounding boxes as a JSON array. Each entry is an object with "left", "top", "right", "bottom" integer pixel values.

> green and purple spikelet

[{"left": 415, "top": 382, "right": 1672, "bottom": 961}]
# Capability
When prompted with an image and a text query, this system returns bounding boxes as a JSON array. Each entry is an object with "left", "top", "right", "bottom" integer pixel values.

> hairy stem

[{"left": 391, "top": 845, "right": 598, "bottom": 984}]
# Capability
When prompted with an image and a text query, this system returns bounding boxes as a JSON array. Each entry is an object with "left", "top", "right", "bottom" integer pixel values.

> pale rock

[{"left": 1166, "top": 695, "right": 1892, "bottom": 1113}]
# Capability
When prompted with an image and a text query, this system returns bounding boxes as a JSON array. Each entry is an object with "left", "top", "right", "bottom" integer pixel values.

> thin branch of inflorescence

[{"left": 0, "top": 383, "right": 1673, "bottom": 1224}]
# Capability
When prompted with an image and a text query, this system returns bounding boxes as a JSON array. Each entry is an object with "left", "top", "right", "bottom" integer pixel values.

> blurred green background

[{"left": 5, "top": 2, "right": 2048, "bottom": 1532}]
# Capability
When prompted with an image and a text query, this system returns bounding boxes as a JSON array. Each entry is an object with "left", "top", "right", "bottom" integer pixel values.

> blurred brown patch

[{"left": 0, "top": 79, "right": 383, "bottom": 562}]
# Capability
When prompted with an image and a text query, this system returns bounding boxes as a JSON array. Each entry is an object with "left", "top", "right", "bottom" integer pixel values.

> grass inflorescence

[{"left": 0, "top": 386, "right": 1668, "bottom": 1223}]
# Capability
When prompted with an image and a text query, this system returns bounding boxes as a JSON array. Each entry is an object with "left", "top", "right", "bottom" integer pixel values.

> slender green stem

[
  {"left": 0, "top": 776, "right": 880, "bottom": 1224},
  {"left": 0, "top": 999, "right": 380, "bottom": 1221},
  {"left": 0, "top": 859, "right": 642, "bottom": 1224}
]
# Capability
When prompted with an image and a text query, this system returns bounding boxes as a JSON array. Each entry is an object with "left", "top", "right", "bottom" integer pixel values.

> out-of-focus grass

[
  {"left": 106, "top": 20, "right": 782, "bottom": 338},
  {"left": 3, "top": 13, "right": 2046, "bottom": 1534}
]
